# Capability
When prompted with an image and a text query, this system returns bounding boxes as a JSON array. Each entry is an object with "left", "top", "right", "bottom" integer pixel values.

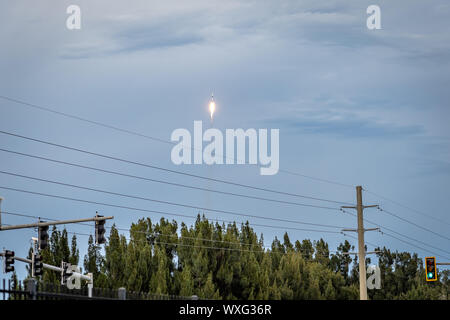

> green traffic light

[{"left": 428, "top": 272, "right": 433, "bottom": 278}]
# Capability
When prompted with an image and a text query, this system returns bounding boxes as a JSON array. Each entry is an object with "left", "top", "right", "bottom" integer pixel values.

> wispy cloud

[
  {"left": 60, "top": 14, "right": 206, "bottom": 59},
  {"left": 265, "top": 96, "right": 425, "bottom": 139},
  {"left": 277, "top": 116, "right": 423, "bottom": 138}
]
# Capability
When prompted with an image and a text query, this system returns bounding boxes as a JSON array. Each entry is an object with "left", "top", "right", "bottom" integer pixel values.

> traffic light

[
  {"left": 425, "top": 257, "right": 437, "bottom": 281},
  {"left": 4, "top": 250, "right": 15, "bottom": 273},
  {"left": 38, "top": 224, "right": 49, "bottom": 250},
  {"left": 33, "top": 254, "right": 43, "bottom": 276},
  {"left": 95, "top": 214, "right": 106, "bottom": 245},
  {"left": 61, "top": 261, "right": 72, "bottom": 285}
]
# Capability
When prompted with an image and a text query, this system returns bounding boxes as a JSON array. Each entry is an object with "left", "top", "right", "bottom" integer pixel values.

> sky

[{"left": 1, "top": 0, "right": 450, "bottom": 283}]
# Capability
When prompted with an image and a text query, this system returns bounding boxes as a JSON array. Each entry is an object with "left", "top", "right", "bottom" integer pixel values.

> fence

[{"left": 0, "top": 279, "right": 198, "bottom": 300}]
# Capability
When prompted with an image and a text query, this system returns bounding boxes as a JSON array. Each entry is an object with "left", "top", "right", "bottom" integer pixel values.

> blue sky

[{"left": 1, "top": 0, "right": 450, "bottom": 283}]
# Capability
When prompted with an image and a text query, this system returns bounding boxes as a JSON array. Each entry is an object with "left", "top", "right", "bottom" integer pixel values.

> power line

[
  {"left": 58, "top": 229, "right": 342, "bottom": 257},
  {"left": 278, "top": 169, "right": 354, "bottom": 188},
  {"left": 2, "top": 211, "right": 263, "bottom": 248},
  {"left": 367, "top": 217, "right": 450, "bottom": 256},
  {"left": 5, "top": 208, "right": 447, "bottom": 265},
  {"left": 2, "top": 96, "right": 447, "bottom": 260},
  {"left": 2, "top": 132, "right": 446, "bottom": 259},
  {"left": 0, "top": 171, "right": 342, "bottom": 229},
  {"left": 381, "top": 231, "right": 450, "bottom": 261},
  {"left": 341, "top": 209, "right": 450, "bottom": 258},
  {"left": 0, "top": 186, "right": 347, "bottom": 230},
  {"left": 342, "top": 209, "right": 450, "bottom": 256},
  {"left": 0, "top": 94, "right": 355, "bottom": 189},
  {"left": 341, "top": 232, "right": 378, "bottom": 249},
  {"left": 0, "top": 147, "right": 353, "bottom": 207},
  {"left": 0, "top": 210, "right": 343, "bottom": 236},
  {"left": 3, "top": 213, "right": 342, "bottom": 258},
  {"left": 0, "top": 95, "right": 172, "bottom": 145},
  {"left": 364, "top": 188, "right": 450, "bottom": 227},
  {"left": 0, "top": 222, "right": 274, "bottom": 255},
  {"left": 0, "top": 129, "right": 352, "bottom": 206},
  {"left": 1, "top": 210, "right": 342, "bottom": 248},
  {"left": 377, "top": 207, "right": 450, "bottom": 242}
]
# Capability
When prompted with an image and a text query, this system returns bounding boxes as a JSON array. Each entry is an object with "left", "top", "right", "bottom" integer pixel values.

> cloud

[
  {"left": 266, "top": 98, "right": 424, "bottom": 139},
  {"left": 55, "top": 0, "right": 450, "bottom": 63},
  {"left": 113, "top": 22, "right": 204, "bottom": 53},
  {"left": 59, "top": 15, "right": 206, "bottom": 59},
  {"left": 279, "top": 117, "right": 423, "bottom": 138}
]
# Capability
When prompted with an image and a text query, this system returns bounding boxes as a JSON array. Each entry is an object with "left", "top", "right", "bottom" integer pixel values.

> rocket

[{"left": 209, "top": 93, "right": 215, "bottom": 121}]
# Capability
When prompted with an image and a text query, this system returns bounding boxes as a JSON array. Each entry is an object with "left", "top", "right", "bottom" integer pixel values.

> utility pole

[
  {"left": 341, "top": 186, "right": 379, "bottom": 300},
  {"left": 356, "top": 186, "right": 367, "bottom": 300}
]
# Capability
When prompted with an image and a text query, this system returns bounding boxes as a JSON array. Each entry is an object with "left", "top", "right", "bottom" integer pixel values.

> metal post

[
  {"left": 356, "top": 186, "right": 367, "bottom": 300},
  {"left": 26, "top": 278, "right": 37, "bottom": 300},
  {"left": 87, "top": 273, "right": 93, "bottom": 298},
  {"left": 0, "top": 197, "right": 3, "bottom": 228},
  {"left": 31, "top": 238, "right": 36, "bottom": 278},
  {"left": 118, "top": 287, "right": 126, "bottom": 300},
  {"left": 0, "top": 253, "right": 92, "bottom": 282}
]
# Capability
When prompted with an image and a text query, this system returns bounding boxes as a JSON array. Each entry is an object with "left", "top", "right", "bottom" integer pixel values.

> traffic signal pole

[
  {"left": 341, "top": 186, "right": 379, "bottom": 300},
  {"left": 0, "top": 215, "right": 113, "bottom": 231},
  {"left": 0, "top": 252, "right": 89, "bottom": 278},
  {"left": 0, "top": 251, "right": 93, "bottom": 294}
]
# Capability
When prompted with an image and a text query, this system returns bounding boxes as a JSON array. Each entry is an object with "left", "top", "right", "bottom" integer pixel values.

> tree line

[{"left": 15, "top": 214, "right": 449, "bottom": 299}]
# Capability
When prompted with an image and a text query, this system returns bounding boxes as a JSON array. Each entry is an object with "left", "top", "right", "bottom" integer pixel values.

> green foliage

[
  {"left": 26, "top": 226, "right": 79, "bottom": 284},
  {"left": 22, "top": 216, "right": 449, "bottom": 300}
]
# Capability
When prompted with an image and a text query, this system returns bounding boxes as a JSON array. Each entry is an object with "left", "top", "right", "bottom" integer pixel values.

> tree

[
  {"left": 149, "top": 246, "right": 170, "bottom": 295},
  {"left": 84, "top": 234, "right": 107, "bottom": 287},
  {"left": 296, "top": 239, "right": 314, "bottom": 261},
  {"left": 200, "top": 273, "right": 221, "bottom": 300},
  {"left": 13, "top": 215, "right": 450, "bottom": 300},
  {"left": 277, "top": 252, "right": 305, "bottom": 299},
  {"left": 104, "top": 225, "right": 128, "bottom": 289},
  {"left": 69, "top": 234, "right": 79, "bottom": 266},
  {"left": 283, "top": 233, "right": 294, "bottom": 252},
  {"left": 314, "top": 238, "right": 330, "bottom": 267},
  {"left": 178, "top": 266, "right": 194, "bottom": 297},
  {"left": 330, "top": 240, "right": 353, "bottom": 284},
  {"left": 26, "top": 226, "right": 74, "bottom": 284}
]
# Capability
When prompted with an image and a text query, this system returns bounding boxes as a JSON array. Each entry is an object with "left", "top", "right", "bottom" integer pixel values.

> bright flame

[{"left": 209, "top": 100, "right": 216, "bottom": 120}]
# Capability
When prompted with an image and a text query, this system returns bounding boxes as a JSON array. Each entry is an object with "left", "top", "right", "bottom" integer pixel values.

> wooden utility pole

[
  {"left": 356, "top": 186, "right": 368, "bottom": 300},
  {"left": 341, "top": 186, "right": 378, "bottom": 300}
]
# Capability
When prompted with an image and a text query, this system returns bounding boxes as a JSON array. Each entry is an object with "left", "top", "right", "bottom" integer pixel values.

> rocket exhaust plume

[{"left": 209, "top": 94, "right": 215, "bottom": 121}]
